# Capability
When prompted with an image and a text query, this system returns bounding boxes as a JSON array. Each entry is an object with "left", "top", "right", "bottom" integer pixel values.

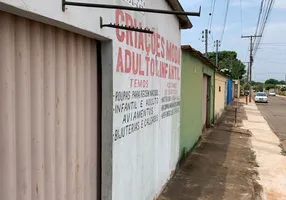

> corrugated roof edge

[
  {"left": 181, "top": 45, "right": 217, "bottom": 70},
  {"left": 166, "top": 0, "right": 193, "bottom": 29}
]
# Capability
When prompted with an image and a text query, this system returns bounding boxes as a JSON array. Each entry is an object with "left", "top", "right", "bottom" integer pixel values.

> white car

[
  {"left": 255, "top": 92, "right": 268, "bottom": 103},
  {"left": 269, "top": 92, "right": 276, "bottom": 96}
]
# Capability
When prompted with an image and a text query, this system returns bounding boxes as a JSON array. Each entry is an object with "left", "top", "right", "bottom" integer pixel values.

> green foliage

[
  {"left": 281, "top": 87, "right": 286, "bottom": 92},
  {"left": 255, "top": 84, "right": 264, "bottom": 92},
  {"left": 265, "top": 84, "right": 276, "bottom": 90},
  {"left": 207, "top": 51, "right": 246, "bottom": 80},
  {"left": 265, "top": 78, "right": 279, "bottom": 85},
  {"left": 243, "top": 83, "right": 250, "bottom": 90},
  {"left": 251, "top": 81, "right": 263, "bottom": 86}
]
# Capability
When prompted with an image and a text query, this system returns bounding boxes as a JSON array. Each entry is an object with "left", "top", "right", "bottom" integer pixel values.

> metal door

[
  {"left": 202, "top": 75, "right": 208, "bottom": 127},
  {"left": 0, "top": 11, "right": 99, "bottom": 200}
]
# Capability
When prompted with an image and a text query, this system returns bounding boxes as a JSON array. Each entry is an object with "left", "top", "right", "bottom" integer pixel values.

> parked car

[
  {"left": 255, "top": 92, "right": 268, "bottom": 103},
  {"left": 269, "top": 91, "right": 276, "bottom": 96}
]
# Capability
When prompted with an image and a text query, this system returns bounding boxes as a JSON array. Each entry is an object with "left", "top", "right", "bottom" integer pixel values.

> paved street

[{"left": 256, "top": 96, "right": 286, "bottom": 141}]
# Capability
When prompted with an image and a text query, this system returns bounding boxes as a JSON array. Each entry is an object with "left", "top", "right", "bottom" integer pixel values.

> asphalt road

[{"left": 256, "top": 96, "right": 286, "bottom": 141}]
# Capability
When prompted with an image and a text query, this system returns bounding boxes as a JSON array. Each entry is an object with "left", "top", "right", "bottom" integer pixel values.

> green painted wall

[
  {"left": 202, "top": 65, "right": 215, "bottom": 124},
  {"left": 180, "top": 51, "right": 215, "bottom": 159}
]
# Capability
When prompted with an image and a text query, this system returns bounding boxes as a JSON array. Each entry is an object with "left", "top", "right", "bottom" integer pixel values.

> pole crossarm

[{"left": 241, "top": 35, "right": 262, "bottom": 38}]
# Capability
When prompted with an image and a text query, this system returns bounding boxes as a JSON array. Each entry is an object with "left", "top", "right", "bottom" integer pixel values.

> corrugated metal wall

[{"left": 0, "top": 11, "right": 99, "bottom": 200}]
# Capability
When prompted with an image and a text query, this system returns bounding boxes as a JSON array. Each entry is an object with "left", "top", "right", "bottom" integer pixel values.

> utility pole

[
  {"left": 202, "top": 29, "right": 210, "bottom": 57},
  {"left": 243, "top": 61, "right": 250, "bottom": 104},
  {"left": 241, "top": 35, "right": 262, "bottom": 102},
  {"left": 243, "top": 62, "right": 250, "bottom": 83},
  {"left": 214, "top": 40, "right": 221, "bottom": 68}
]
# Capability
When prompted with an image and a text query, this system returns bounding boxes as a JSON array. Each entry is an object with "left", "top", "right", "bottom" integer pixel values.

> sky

[{"left": 179, "top": 0, "right": 286, "bottom": 82}]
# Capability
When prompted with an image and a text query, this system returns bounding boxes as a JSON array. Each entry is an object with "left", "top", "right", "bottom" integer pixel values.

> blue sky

[{"left": 179, "top": 0, "right": 286, "bottom": 82}]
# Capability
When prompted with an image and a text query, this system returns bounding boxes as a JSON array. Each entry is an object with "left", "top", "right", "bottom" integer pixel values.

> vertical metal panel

[
  {"left": 0, "top": 11, "right": 17, "bottom": 200},
  {"left": 30, "top": 21, "right": 45, "bottom": 200},
  {"left": 55, "top": 28, "right": 67, "bottom": 200},
  {"left": 76, "top": 34, "right": 85, "bottom": 200},
  {"left": 89, "top": 40, "right": 98, "bottom": 200},
  {"left": 66, "top": 31, "right": 77, "bottom": 200},
  {"left": 15, "top": 16, "right": 32, "bottom": 200},
  {"left": 43, "top": 23, "right": 56, "bottom": 200},
  {"left": 0, "top": 11, "right": 99, "bottom": 200}
]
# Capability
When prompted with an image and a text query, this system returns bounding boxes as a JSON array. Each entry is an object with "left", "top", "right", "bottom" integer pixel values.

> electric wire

[
  {"left": 207, "top": 0, "right": 215, "bottom": 29},
  {"left": 209, "top": 0, "right": 217, "bottom": 31},
  {"left": 240, "top": 0, "right": 243, "bottom": 36},
  {"left": 254, "top": 0, "right": 264, "bottom": 44},
  {"left": 253, "top": 0, "right": 275, "bottom": 57},
  {"left": 220, "top": 0, "right": 231, "bottom": 44}
]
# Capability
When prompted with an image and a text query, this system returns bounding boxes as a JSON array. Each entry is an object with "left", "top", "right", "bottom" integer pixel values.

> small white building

[{"left": 0, "top": 0, "right": 193, "bottom": 199}]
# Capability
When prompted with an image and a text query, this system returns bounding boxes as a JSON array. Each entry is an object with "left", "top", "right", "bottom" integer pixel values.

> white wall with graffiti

[
  {"left": 112, "top": 1, "right": 181, "bottom": 199},
  {"left": 0, "top": 0, "right": 182, "bottom": 199}
]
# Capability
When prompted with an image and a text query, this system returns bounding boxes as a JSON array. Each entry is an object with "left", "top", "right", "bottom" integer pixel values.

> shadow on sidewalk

[{"left": 158, "top": 102, "right": 262, "bottom": 200}]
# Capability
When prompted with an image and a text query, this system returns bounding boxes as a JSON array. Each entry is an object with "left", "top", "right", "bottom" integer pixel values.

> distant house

[{"left": 215, "top": 72, "right": 228, "bottom": 121}]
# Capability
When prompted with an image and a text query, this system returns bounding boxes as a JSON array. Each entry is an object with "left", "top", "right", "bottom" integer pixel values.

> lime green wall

[
  {"left": 202, "top": 65, "right": 215, "bottom": 124},
  {"left": 180, "top": 51, "right": 215, "bottom": 158}
]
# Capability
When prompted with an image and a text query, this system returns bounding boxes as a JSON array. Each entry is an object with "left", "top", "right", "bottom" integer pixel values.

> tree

[
  {"left": 278, "top": 80, "right": 286, "bottom": 85},
  {"left": 255, "top": 84, "right": 264, "bottom": 92},
  {"left": 265, "top": 78, "right": 279, "bottom": 85},
  {"left": 265, "top": 84, "right": 276, "bottom": 90},
  {"left": 207, "top": 51, "right": 246, "bottom": 80}
]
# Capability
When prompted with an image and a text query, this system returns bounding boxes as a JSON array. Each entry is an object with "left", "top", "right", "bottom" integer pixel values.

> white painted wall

[
  {"left": 0, "top": 0, "right": 182, "bottom": 199},
  {"left": 112, "top": 1, "right": 181, "bottom": 200}
]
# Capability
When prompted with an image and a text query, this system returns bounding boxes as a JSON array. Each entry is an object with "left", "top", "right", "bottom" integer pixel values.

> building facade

[
  {"left": 0, "top": 1, "right": 192, "bottom": 199},
  {"left": 214, "top": 72, "right": 228, "bottom": 121},
  {"left": 180, "top": 45, "right": 215, "bottom": 159}
]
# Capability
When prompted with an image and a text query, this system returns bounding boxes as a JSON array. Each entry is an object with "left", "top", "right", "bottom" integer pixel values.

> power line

[
  {"left": 209, "top": 0, "right": 217, "bottom": 31},
  {"left": 207, "top": 0, "right": 215, "bottom": 28},
  {"left": 220, "top": 0, "right": 231, "bottom": 44},
  {"left": 239, "top": 0, "right": 243, "bottom": 35},
  {"left": 254, "top": 0, "right": 264, "bottom": 43},
  {"left": 260, "top": 42, "right": 286, "bottom": 44},
  {"left": 259, "top": 43, "right": 286, "bottom": 46},
  {"left": 254, "top": 59, "right": 286, "bottom": 64},
  {"left": 253, "top": 0, "right": 275, "bottom": 56}
]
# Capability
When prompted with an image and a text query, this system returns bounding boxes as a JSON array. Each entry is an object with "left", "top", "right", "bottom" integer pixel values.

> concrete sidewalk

[
  {"left": 242, "top": 102, "right": 286, "bottom": 200},
  {"left": 158, "top": 103, "right": 263, "bottom": 200},
  {"left": 158, "top": 101, "right": 286, "bottom": 200}
]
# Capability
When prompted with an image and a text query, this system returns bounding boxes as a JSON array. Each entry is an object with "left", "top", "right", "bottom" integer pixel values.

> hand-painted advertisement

[{"left": 112, "top": 6, "right": 181, "bottom": 200}]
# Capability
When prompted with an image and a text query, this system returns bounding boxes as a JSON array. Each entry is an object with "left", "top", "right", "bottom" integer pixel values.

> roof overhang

[
  {"left": 181, "top": 45, "right": 217, "bottom": 69},
  {"left": 166, "top": 0, "right": 193, "bottom": 29}
]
